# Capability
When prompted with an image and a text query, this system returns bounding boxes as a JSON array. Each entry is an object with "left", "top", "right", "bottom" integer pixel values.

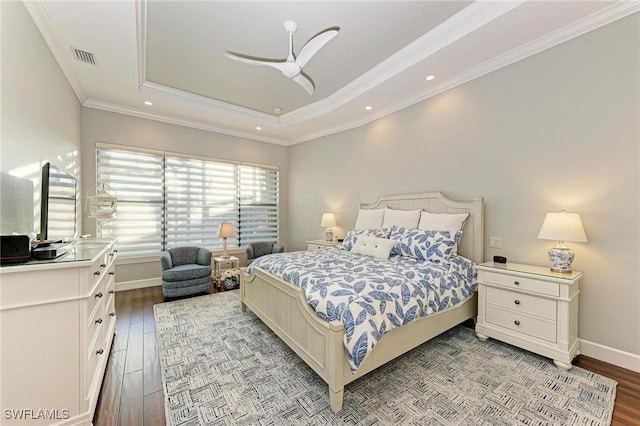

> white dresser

[
  {"left": 0, "top": 240, "right": 117, "bottom": 425},
  {"left": 475, "top": 261, "right": 582, "bottom": 370},
  {"left": 306, "top": 240, "right": 340, "bottom": 250}
]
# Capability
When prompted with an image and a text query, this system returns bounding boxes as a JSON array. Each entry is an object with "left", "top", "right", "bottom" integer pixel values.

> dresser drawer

[
  {"left": 87, "top": 264, "right": 113, "bottom": 316},
  {"left": 86, "top": 321, "right": 107, "bottom": 397},
  {"left": 480, "top": 271, "right": 560, "bottom": 297},
  {"left": 486, "top": 287, "right": 557, "bottom": 320},
  {"left": 87, "top": 295, "right": 105, "bottom": 343},
  {"left": 105, "top": 282, "right": 116, "bottom": 320},
  {"left": 486, "top": 306, "right": 557, "bottom": 343}
]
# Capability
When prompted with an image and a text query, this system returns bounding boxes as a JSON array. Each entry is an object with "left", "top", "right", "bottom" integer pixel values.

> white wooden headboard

[{"left": 361, "top": 192, "right": 484, "bottom": 264}]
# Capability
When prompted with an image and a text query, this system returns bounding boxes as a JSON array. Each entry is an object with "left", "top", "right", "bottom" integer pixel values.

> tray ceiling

[{"left": 24, "top": 1, "right": 638, "bottom": 145}]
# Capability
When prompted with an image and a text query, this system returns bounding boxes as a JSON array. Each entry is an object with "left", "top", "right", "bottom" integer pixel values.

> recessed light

[
  {"left": 256, "top": 126, "right": 262, "bottom": 131},
  {"left": 144, "top": 101, "right": 153, "bottom": 106},
  {"left": 365, "top": 106, "right": 373, "bottom": 111},
  {"left": 425, "top": 75, "right": 435, "bottom": 81}
]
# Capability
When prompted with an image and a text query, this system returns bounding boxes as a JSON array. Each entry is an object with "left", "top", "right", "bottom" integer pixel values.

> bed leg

[
  {"left": 329, "top": 387, "right": 344, "bottom": 412},
  {"left": 240, "top": 300, "right": 246, "bottom": 312}
]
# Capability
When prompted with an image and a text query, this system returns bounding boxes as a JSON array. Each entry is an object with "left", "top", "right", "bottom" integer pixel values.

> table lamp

[
  {"left": 537, "top": 211, "right": 587, "bottom": 273},
  {"left": 217, "top": 222, "right": 236, "bottom": 259},
  {"left": 320, "top": 213, "right": 336, "bottom": 242}
]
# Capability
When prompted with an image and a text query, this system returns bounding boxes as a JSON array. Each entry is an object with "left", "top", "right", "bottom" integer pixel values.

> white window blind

[
  {"left": 165, "top": 156, "right": 238, "bottom": 250},
  {"left": 97, "top": 147, "right": 164, "bottom": 256},
  {"left": 239, "top": 165, "right": 279, "bottom": 244},
  {"left": 45, "top": 167, "right": 77, "bottom": 241},
  {"left": 96, "top": 145, "right": 279, "bottom": 257}
]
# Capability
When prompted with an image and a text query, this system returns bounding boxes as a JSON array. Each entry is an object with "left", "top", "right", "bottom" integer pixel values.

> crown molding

[
  {"left": 83, "top": 99, "right": 289, "bottom": 146},
  {"left": 136, "top": 0, "right": 147, "bottom": 89},
  {"left": 27, "top": 0, "right": 638, "bottom": 146},
  {"left": 22, "top": 0, "right": 87, "bottom": 104},
  {"left": 287, "top": 1, "right": 640, "bottom": 145},
  {"left": 134, "top": 0, "right": 522, "bottom": 131},
  {"left": 140, "top": 81, "right": 279, "bottom": 124},
  {"left": 279, "top": 0, "right": 524, "bottom": 127}
]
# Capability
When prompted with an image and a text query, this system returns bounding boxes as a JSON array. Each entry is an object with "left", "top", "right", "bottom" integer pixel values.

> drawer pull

[
  {"left": 109, "top": 290, "right": 115, "bottom": 294},
  {"left": 514, "top": 280, "right": 520, "bottom": 285},
  {"left": 94, "top": 271, "right": 101, "bottom": 276},
  {"left": 100, "top": 263, "right": 107, "bottom": 268},
  {"left": 109, "top": 252, "right": 114, "bottom": 257},
  {"left": 109, "top": 312, "right": 116, "bottom": 317},
  {"left": 95, "top": 292, "right": 103, "bottom": 298},
  {"left": 514, "top": 300, "right": 521, "bottom": 305},
  {"left": 109, "top": 271, "right": 115, "bottom": 276},
  {"left": 95, "top": 318, "right": 103, "bottom": 324},
  {"left": 96, "top": 348, "right": 104, "bottom": 355},
  {"left": 514, "top": 320, "right": 521, "bottom": 326}
]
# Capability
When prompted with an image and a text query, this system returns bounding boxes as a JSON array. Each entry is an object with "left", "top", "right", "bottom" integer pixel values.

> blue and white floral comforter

[{"left": 247, "top": 248, "right": 477, "bottom": 372}]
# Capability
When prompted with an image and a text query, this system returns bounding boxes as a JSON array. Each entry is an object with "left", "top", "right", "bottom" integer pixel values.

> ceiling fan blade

[
  {"left": 295, "top": 28, "right": 339, "bottom": 68},
  {"left": 292, "top": 74, "right": 314, "bottom": 95},
  {"left": 224, "top": 52, "right": 289, "bottom": 74}
]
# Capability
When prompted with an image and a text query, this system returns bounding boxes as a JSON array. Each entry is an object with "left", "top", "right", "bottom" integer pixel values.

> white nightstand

[
  {"left": 475, "top": 261, "right": 582, "bottom": 370},
  {"left": 307, "top": 240, "right": 340, "bottom": 250},
  {"left": 212, "top": 255, "right": 239, "bottom": 291}
]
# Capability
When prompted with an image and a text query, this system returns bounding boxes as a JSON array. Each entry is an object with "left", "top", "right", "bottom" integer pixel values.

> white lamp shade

[
  {"left": 320, "top": 212, "right": 337, "bottom": 228},
  {"left": 537, "top": 211, "right": 587, "bottom": 243},
  {"left": 216, "top": 222, "right": 236, "bottom": 238}
]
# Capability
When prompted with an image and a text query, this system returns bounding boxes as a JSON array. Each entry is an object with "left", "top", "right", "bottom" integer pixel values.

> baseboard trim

[
  {"left": 115, "top": 278, "right": 161, "bottom": 292},
  {"left": 579, "top": 338, "right": 640, "bottom": 373}
]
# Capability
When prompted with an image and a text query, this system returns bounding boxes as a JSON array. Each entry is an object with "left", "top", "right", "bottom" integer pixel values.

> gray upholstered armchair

[
  {"left": 160, "top": 246, "right": 211, "bottom": 299},
  {"left": 244, "top": 241, "right": 284, "bottom": 265}
]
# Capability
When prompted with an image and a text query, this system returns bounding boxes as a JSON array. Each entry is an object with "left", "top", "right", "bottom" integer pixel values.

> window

[{"left": 96, "top": 145, "right": 279, "bottom": 257}]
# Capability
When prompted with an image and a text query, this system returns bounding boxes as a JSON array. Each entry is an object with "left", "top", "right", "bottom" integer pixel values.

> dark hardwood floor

[{"left": 94, "top": 286, "right": 640, "bottom": 425}]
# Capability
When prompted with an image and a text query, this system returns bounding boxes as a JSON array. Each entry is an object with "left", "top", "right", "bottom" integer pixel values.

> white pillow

[
  {"left": 354, "top": 208, "right": 384, "bottom": 230},
  {"left": 382, "top": 207, "right": 421, "bottom": 229},
  {"left": 351, "top": 236, "right": 396, "bottom": 259},
  {"left": 418, "top": 211, "right": 469, "bottom": 233}
]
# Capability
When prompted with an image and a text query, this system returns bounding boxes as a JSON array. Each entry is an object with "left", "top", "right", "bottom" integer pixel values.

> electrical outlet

[{"left": 489, "top": 237, "right": 502, "bottom": 248}]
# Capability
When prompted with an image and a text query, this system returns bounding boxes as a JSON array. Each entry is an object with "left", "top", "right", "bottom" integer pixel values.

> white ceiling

[{"left": 24, "top": 1, "right": 638, "bottom": 146}]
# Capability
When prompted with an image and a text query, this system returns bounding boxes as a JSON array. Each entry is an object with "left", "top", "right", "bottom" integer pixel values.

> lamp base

[
  {"left": 220, "top": 254, "right": 230, "bottom": 259},
  {"left": 324, "top": 228, "right": 334, "bottom": 242},
  {"left": 548, "top": 245, "right": 574, "bottom": 274}
]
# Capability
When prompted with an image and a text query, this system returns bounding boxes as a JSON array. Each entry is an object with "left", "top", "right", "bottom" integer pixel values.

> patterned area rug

[{"left": 154, "top": 291, "right": 616, "bottom": 425}]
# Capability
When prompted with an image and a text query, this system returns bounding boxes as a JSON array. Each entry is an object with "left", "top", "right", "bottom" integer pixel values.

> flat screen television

[{"left": 38, "top": 162, "right": 77, "bottom": 241}]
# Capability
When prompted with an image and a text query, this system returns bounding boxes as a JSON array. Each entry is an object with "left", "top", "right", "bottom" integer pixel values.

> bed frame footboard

[
  {"left": 241, "top": 267, "right": 478, "bottom": 412},
  {"left": 240, "top": 267, "right": 347, "bottom": 411}
]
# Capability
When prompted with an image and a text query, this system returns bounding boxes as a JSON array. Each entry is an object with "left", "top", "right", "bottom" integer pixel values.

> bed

[{"left": 240, "top": 192, "right": 484, "bottom": 412}]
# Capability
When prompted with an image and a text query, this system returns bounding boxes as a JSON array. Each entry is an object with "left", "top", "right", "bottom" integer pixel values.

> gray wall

[
  {"left": 288, "top": 15, "right": 639, "bottom": 356},
  {"left": 0, "top": 1, "right": 82, "bottom": 236},
  {"left": 80, "top": 108, "right": 289, "bottom": 282}
]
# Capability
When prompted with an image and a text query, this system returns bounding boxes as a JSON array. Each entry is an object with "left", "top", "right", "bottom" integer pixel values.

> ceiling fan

[{"left": 224, "top": 20, "right": 339, "bottom": 95}]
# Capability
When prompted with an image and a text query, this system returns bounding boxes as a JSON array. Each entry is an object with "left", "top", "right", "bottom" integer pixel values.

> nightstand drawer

[
  {"left": 216, "top": 260, "right": 234, "bottom": 268},
  {"left": 486, "top": 287, "right": 557, "bottom": 320},
  {"left": 486, "top": 306, "right": 557, "bottom": 342},
  {"left": 306, "top": 240, "right": 339, "bottom": 251},
  {"left": 308, "top": 243, "right": 329, "bottom": 250},
  {"left": 480, "top": 271, "right": 560, "bottom": 297}
]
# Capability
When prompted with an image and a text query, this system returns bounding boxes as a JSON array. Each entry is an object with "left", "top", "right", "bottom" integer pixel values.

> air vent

[{"left": 72, "top": 47, "right": 96, "bottom": 65}]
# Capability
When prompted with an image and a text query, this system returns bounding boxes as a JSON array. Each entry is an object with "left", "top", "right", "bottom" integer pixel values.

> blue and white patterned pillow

[
  {"left": 390, "top": 226, "right": 461, "bottom": 262},
  {"left": 342, "top": 228, "right": 390, "bottom": 251}
]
